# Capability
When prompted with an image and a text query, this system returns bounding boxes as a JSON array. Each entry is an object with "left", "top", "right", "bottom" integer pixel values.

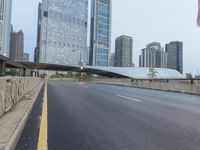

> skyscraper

[
  {"left": 140, "top": 42, "right": 167, "bottom": 68},
  {"left": 109, "top": 52, "right": 115, "bottom": 67},
  {"left": 23, "top": 52, "right": 29, "bottom": 62},
  {"left": 9, "top": 29, "right": 24, "bottom": 61},
  {"left": 89, "top": 0, "right": 112, "bottom": 66},
  {"left": 165, "top": 41, "right": 183, "bottom": 74},
  {"left": 0, "top": 0, "right": 12, "bottom": 57},
  {"left": 115, "top": 35, "right": 133, "bottom": 67},
  {"left": 36, "top": 0, "right": 88, "bottom": 65},
  {"left": 197, "top": 0, "right": 200, "bottom": 26}
]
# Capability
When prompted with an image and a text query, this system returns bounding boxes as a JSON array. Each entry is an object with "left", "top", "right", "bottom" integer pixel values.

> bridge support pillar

[
  {"left": 31, "top": 71, "right": 38, "bottom": 77},
  {"left": 35, "top": 72, "right": 38, "bottom": 77},
  {"left": 23, "top": 68, "right": 26, "bottom": 77},
  {"left": 0, "top": 61, "right": 6, "bottom": 76},
  {"left": 31, "top": 71, "right": 34, "bottom": 77}
]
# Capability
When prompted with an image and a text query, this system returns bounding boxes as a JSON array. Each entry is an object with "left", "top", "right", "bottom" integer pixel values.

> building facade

[
  {"left": 23, "top": 52, "right": 29, "bottom": 62},
  {"left": 115, "top": 35, "right": 133, "bottom": 67},
  {"left": 109, "top": 52, "right": 115, "bottom": 67},
  {"left": 89, "top": 0, "right": 112, "bottom": 66},
  {"left": 0, "top": 0, "right": 12, "bottom": 57},
  {"left": 197, "top": 0, "right": 200, "bottom": 26},
  {"left": 36, "top": 0, "right": 88, "bottom": 65},
  {"left": 140, "top": 42, "right": 167, "bottom": 68},
  {"left": 9, "top": 29, "right": 24, "bottom": 61},
  {"left": 165, "top": 41, "right": 183, "bottom": 74}
]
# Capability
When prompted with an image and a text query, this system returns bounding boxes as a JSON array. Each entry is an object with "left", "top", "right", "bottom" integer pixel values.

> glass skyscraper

[
  {"left": 89, "top": 0, "right": 112, "bottom": 66},
  {"left": 0, "top": 0, "right": 12, "bottom": 57},
  {"left": 36, "top": 0, "right": 88, "bottom": 65}
]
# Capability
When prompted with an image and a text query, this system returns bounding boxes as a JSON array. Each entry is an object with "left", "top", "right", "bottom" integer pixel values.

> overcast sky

[{"left": 12, "top": 0, "right": 200, "bottom": 74}]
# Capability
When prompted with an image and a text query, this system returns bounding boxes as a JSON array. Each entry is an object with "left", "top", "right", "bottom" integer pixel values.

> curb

[{"left": 3, "top": 82, "right": 44, "bottom": 150}]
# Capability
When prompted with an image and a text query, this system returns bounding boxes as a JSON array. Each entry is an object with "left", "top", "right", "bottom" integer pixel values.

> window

[{"left": 44, "top": 11, "right": 48, "bottom": 17}]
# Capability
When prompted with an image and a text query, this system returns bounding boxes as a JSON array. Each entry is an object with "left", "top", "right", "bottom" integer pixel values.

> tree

[
  {"left": 6, "top": 68, "right": 19, "bottom": 76},
  {"left": 195, "top": 74, "right": 200, "bottom": 79},
  {"left": 185, "top": 73, "right": 193, "bottom": 79},
  {"left": 148, "top": 67, "right": 158, "bottom": 79}
]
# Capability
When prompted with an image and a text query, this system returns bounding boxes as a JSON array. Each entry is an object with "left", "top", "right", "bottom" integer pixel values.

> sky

[{"left": 12, "top": 0, "right": 200, "bottom": 75}]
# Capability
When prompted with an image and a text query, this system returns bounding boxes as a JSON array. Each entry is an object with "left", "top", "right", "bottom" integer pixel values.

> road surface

[{"left": 17, "top": 81, "right": 200, "bottom": 150}]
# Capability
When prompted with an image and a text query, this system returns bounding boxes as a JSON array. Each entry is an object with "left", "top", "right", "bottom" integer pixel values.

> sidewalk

[{"left": 0, "top": 81, "right": 44, "bottom": 150}]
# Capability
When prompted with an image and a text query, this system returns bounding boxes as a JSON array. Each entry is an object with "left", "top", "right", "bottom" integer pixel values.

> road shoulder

[{"left": 0, "top": 81, "right": 44, "bottom": 150}]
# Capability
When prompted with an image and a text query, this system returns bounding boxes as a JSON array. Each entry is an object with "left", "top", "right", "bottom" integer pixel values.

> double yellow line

[{"left": 37, "top": 81, "right": 48, "bottom": 150}]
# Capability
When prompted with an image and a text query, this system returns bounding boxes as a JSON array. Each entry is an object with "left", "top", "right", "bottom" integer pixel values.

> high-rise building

[
  {"left": 34, "top": 47, "right": 39, "bottom": 63},
  {"left": 23, "top": 52, "right": 29, "bottom": 62},
  {"left": 34, "top": 3, "right": 42, "bottom": 63},
  {"left": 0, "top": 0, "right": 12, "bottom": 57},
  {"left": 139, "top": 55, "right": 141, "bottom": 67},
  {"left": 115, "top": 35, "right": 133, "bottom": 67},
  {"left": 140, "top": 42, "right": 167, "bottom": 68},
  {"left": 165, "top": 41, "right": 183, "bottom": 74},
  {"left": 89, "top": 0, "right": 112, "bottom": 66},
  {"left": 109, "top": 52, "right": 115, "bottom": 67},
  {"left": 197, "top": 0, "right": 200, "bottom": 26},
  {"left": 9, "top": 29, "right": 24, "bottom": 61},
  {"left": 36, "top": 0, "right": 88, "bottom": 65}
]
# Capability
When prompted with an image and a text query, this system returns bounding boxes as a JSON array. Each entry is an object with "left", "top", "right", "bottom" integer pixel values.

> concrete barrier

[
  {"left": 131, "top": 79, "right": 200, "bottom": 95},
  {"left": 0, "top": 77, "right": 40, "bottom": 117},
  {"left": 88, "top": 78, "right": 132, "bottom": 84},
  {"left": 88, "top": 78, "right": 200, "bottom": 95}
]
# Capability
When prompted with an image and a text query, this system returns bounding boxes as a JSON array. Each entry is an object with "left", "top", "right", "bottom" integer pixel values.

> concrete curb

[
  {"left": 3, "top": 82, "right": 44, "bottom": 150},
  {"left": 88, "top": 82, "right": 200, "bottom": 96}
]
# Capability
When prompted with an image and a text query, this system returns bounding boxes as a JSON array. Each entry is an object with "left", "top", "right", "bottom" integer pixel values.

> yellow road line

[{"left": 37, "top": 81, "right": 48, "bottom": 150}]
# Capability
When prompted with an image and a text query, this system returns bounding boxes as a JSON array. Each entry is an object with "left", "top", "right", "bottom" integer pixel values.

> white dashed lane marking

[{"left": 117, "top": 94, "right": 141, "bottom": 102}]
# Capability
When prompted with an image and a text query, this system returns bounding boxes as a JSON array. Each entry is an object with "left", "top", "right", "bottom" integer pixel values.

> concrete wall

[
  {"left": 0, "top": 77, "right": 40, "bottom": 117},
  {"left": 131, "top": 80, "right": 200, "bottom": 94},
  {"left": 89, "top": 78, "right": 132, "bottom": 84},
  {"left": 89, "top": 78, "right": 200, "bottom": 95}
]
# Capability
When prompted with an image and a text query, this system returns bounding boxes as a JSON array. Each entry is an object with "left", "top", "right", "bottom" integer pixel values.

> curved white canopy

[{"left": 86, "top": 66, "right": 184, "bottom": 79}]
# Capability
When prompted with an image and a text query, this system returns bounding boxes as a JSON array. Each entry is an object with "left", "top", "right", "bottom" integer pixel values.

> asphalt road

[
  {"left": 47, "top": 81, "right": 200, "bottom": 150},
  {"left": 17, "top": 81, "right": 200, "bottom": 150}
]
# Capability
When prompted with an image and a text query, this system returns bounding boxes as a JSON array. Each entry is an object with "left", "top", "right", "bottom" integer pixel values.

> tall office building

[
  {"left": 109, "top": 52, "right": 115, "bottom": 67},
  {"left": 34, "top": 47, "right": 39, "bottom": 62},
  {"left": 197, "top": 0, "right": 200, "bottom": 26},
  {"left": 23, "top": 52, "right": 29, "bottom": 62},
  {"left": 36, "top": 0, "right": 88, "bottom": 65},
  {"left": 0, "top": 0, "right": 12, "bottom": 57},
  {"left": 89, "top": 0, "right": 112, "bottom": 66},
  {"left": 115, "top": 35, "right": 133, "bottom": 67},
  {"left": 34, "top": 3, "right": 42, "bottom": 63},
  {"left": 165, "top": 41, "right": 183, "bottom": 74},
  {"left": 9, "top": 29, "right": 24, "bottom": 61},
  {"left": 140, "top": 42, "right": 167, "bottom": 68}
]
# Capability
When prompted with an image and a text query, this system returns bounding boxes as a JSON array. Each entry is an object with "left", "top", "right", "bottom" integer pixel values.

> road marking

[
  {"left": 117, "top": 94, "right": 141, "bottom": 102},
  {"left": 37, "top": 81, "right": 48, "bottom": 150},
  {"left": 82, "top": 85, "right": 89, "bottom": 88}
]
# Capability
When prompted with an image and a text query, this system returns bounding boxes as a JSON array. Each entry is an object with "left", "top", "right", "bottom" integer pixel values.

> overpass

[
  {"left": 0, "top": 55, "right": 184, "bottom": 78},
  {"left": 19, "top": 61, "right": 184, "bottom": 79},
  {"left": 0, "top": 55, "right": 26, "bottom": 76}
]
